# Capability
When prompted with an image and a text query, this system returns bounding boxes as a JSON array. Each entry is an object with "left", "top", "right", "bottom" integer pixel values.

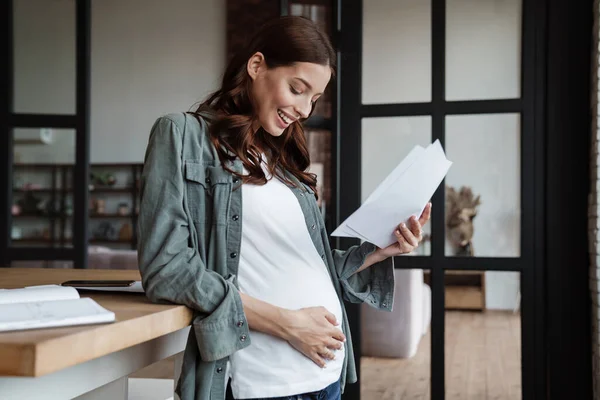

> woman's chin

[{"left": 263, "top": 124, "right": 286, "bottom": 137}]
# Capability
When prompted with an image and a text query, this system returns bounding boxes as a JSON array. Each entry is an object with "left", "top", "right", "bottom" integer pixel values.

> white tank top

[{"left": 228, "top": 159, "right": 344, "bottom": 398}]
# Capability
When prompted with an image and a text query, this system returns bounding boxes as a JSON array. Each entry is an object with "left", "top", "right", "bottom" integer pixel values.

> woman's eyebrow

[
  {"left": 294, "top": 77, "right": 323, "bottom": 95},
  {"left": 294, "top": 77, "right": 313, "bottom": 91}
]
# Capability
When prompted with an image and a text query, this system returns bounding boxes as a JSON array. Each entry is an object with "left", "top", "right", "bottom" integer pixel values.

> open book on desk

[
  {"left": 0, "top": 285, "right": 115, "bottom": 332},
  {"left": 332, "top": 140, "right": 452, "bottom": 249}
]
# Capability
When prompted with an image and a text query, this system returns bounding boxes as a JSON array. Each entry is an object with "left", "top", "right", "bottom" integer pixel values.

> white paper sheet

[
  {"left": 332, "top": 140, "right": 452, "bottom": 249},
  {"left": 0, "top": 297, "right": 115, "bottom": 332},
  {"left": 363, "top": 145, "right": 425, "bottom": 205},
  {"left": 0, "top": 284, "right": 80, "bottom": 305}
]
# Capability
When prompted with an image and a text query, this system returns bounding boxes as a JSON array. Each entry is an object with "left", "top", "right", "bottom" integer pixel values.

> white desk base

[{"left": 0, "top": 327, "right": 189, "bottom": 400}]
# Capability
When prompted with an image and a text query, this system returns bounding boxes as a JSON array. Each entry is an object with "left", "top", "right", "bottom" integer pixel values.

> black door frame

[
  {"left": 1, "top": 0, "right": 91, "bottom": 268},
  {"left": 337, "top": 0, "right": 592, "bottom": 399},
  {"left": 544, "top": 0, "right": 593, "bottom": 398}
]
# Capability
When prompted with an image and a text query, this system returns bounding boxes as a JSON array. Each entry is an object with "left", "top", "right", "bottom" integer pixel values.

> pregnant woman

[{"left": 137, "top": 15, "right": 430, "bottom": 400}]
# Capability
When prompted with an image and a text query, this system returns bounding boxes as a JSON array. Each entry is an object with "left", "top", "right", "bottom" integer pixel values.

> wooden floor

[{"left": 361, "top": 311, "right": 522, "bottom": 400}]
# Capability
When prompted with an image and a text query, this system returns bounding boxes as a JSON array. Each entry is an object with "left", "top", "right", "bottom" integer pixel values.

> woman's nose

[{"left": 295, "top": 101, "right": 312, "bottom": 119}]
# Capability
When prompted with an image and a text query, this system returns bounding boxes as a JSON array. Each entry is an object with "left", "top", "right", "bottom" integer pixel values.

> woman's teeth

[{"left": 278, "top": 110, "right": 293, "bottom": 124}]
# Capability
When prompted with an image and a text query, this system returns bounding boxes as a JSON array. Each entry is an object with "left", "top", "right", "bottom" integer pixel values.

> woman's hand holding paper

[{"left": 374, "top": 202, "right": 432, "bottom": 258}]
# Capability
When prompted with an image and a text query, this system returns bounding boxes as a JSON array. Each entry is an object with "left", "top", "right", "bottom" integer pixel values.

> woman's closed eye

[{"left": 290, "top": 85, "right": 302, "bottom": 95}]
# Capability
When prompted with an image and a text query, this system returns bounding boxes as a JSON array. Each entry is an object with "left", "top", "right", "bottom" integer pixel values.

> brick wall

[{"left": 591, "top": 0, "right": 600, "bottom": 398}]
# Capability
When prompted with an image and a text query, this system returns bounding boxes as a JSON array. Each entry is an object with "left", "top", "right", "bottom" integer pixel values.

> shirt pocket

[{"left": 184, "top": 161, "right": 232, "bottom": 226}]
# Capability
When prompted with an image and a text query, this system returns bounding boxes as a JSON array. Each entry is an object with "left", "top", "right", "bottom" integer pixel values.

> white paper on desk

[
  {"left": 0, "top": 284, "right": 79, "bottom": 305},
  {"left": 332, "top": 140, "right": 452, "bottom": 249},
  {"left": 0, "top": 297, "right": 115, "bottom": 332}
]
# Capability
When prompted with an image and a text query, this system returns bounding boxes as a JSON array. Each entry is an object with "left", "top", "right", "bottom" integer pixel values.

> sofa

[
  {"left": 361, "top": 269, "right": 431, "bottom": 358},
  {"left": 87, "top": 245, "right": 139, "bottom": 270}
]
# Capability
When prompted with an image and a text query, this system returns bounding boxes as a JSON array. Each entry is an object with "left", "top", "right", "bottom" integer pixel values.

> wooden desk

[{"left": 0, "top": 268, "right": 194, "bottom": 400}]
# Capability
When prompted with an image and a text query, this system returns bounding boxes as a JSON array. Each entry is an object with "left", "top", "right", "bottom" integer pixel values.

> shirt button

[
  {"left": 237, "top": 320, "right": 244, "bottom": 327},
  {"left": 311, "top": 224, "right": 316, "bottom": 230},
  {"left": 233, "top": 178, "right": 239, "bottom": 183},
  {"left": 321, "top": 254, "right": 325, "bottom": 260},
  {"left": 216, "top": 367, "right": 223, "bottom": 373},
  {"left": 232, "top": 215, "right": 239, "bottom": 221},
  {"left": 240, "top": 334, "right": 247, "bottom": 342},
  {"left": 205, "top": 177, "right": 211, "bottom": 183},
  {"left": 230, "top": 252, "right": 238, "bottom": 258},
  {"left": 382, "top": 303, "right": 387, "bottom": 308},
  {"left": 299, "top": 193, "right": 304, "bottom": 197}
]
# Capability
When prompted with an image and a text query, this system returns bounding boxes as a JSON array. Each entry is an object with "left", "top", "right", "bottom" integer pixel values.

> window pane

[
  {"left": 362, "top": 117, "right": 432, "bottom": 255},
  {"left": 13, "top": 0, "right": 76, "bottom": 114},
  {"left": 444, "top": 269, "right": 522, "bottom": 398},
  {"left": 12, "top": 129, "right": 75, "bottom": 248},
  {"left": 445, "top": 114, "right": 521, "bottom": 257},
  {"left": 363, "top": 0, "right": 432, "bottom": 104},
  {"left": 446, "top": 0, "right": 522, "bottom": 101},
  {"left": 362, "top": 269, "right": 431, "bottom": 398}
]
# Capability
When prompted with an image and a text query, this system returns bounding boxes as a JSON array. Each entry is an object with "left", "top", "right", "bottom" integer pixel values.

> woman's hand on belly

[{"left": 280, "top": 306, "right": 346, "bottom": 368}]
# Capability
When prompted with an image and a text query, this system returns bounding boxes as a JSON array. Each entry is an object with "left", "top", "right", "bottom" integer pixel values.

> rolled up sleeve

[
  {"left": 137, "top": 116, "right": 250, "bottom": 361},
  {"left": 331, "top": 242, "right": 395, "bottom": 312}
]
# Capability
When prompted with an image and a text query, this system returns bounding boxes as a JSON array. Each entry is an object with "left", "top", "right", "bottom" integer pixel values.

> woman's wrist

[
  {"left": 276, "top": 308, "right": 295, "bottom": 342},
  {"left": 240, "top": 292, "right": 293, "bottom": 341},
  {"left": 352, "top": 248, "right": 386, "bottom": 275},
  {"left": 368, "top": 248, "right": 387, "bottom": 264}
]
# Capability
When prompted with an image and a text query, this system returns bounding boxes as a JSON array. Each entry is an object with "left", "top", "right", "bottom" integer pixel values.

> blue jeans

[{"left": 230, "top": 380, "right": 341, "bottom": 400}]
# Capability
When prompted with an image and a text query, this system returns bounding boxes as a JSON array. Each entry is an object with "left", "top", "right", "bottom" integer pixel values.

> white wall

[
  {"left": 362, "top": 0, "right": 431, "bottom": 104},
  {"left": 362, "top": 0, "right": 522, "bottom": 310},
  {"left": 90, "top": 0, "right": 225, "bottom": 162},
  {"left": 13, "top": 0, "right": 225, "bottom": 163}
]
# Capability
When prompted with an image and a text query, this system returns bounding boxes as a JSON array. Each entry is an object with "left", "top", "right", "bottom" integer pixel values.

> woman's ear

[{"left": 247, "top": 52, "right": 265, "bottom": 81}]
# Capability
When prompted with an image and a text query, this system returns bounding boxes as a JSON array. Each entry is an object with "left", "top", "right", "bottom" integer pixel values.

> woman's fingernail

[
  {"left": 396, "top": 230, "right": 401, "bottom": 235},
  {"left": 401, "top": 223, "right": 406, "bottom": 228}
]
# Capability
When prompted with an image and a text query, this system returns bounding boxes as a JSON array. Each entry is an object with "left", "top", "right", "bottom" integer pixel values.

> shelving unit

[{"left": 11, "top": 163, "right": 143, "bottom": 250}]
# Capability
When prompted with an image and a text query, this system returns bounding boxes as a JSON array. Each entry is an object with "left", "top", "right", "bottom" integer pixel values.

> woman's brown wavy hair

[{"left": 193, "top": 16, "right": 335, "bottom": 196}]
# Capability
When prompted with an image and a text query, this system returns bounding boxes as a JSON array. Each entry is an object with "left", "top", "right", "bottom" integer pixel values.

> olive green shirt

[{"left": 137, "top": 112, "right": 395, "bottom": 400}]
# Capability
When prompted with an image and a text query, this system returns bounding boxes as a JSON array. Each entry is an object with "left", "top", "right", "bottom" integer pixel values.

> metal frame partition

[
  {"left": 338, "top": 0, "right": 548, "bottom": 399},
  {"left": 1, "top": 0, "right": 91, "bottom": 268}
]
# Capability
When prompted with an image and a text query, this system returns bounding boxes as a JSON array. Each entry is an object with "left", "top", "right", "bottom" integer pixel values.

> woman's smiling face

[{"left": 247, "top": 52, "right": 332, "bottom": 136}]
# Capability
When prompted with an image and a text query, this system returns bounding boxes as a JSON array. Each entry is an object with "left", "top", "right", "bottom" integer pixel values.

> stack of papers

[
  {"left": 0, "top": 285, "right": 115, "bottom": 332},
  {"left": 332, "top": 140, "right": 452, "bottom": 249}
]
